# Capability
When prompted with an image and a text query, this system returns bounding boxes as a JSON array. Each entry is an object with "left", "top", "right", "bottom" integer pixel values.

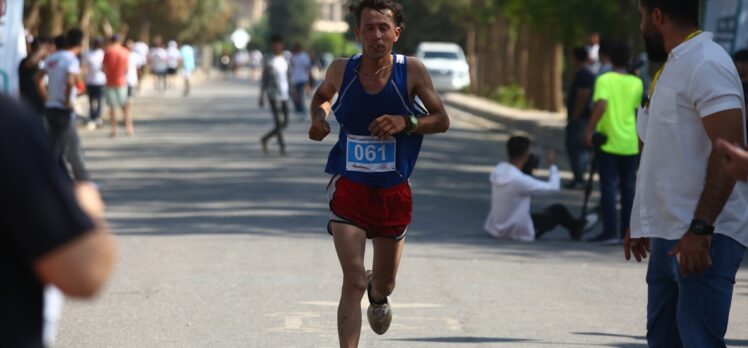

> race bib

[{"left": 346, "top": 135, "right": 396, "bottom": 172}]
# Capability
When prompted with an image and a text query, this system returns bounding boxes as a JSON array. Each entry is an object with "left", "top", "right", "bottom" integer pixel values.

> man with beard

[
  {"left": 308, "top": 0, "right": 449, "bottom": 346},
  {"left": 625, "top": 0, "right": 747, "bottom": 346}
]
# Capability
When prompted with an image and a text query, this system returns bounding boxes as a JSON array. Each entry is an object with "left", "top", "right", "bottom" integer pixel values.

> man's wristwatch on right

[
  {"left": 689, "top": 219, "right": 715, "bottom": 236},
  {"left": 402, "top": 114, "right": 418, "bottom": 134}
]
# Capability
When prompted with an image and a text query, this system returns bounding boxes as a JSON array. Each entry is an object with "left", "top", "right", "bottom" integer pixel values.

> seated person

[{"left": 484, "top": 136, "right": 595, "bottom": 241}]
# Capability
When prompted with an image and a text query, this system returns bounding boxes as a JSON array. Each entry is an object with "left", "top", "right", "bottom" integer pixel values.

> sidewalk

[{"left": 442, "top": 92, "right": 567, "bottom": 149}]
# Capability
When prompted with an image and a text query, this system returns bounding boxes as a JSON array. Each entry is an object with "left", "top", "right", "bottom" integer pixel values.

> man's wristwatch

[
  {"left": 689, "top": 219, "right": 715, "bottom": 236},
  {"left": 402, "top": 114, "right": 418, "bottom": 134}
]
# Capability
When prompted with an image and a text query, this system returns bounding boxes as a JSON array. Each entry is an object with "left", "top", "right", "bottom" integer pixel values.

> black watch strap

[{"left": 689, "top": 219, "right": 715, "bottom": 236}]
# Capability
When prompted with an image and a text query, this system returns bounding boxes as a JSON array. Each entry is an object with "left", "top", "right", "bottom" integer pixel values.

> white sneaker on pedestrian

[{"left": 85, "top": 121, "right": 97, "bottom": 131}]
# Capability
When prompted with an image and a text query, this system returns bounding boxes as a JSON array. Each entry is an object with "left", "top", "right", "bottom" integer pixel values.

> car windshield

[{"left": 423, "top": 51, "right": 459, "bottom": 60}]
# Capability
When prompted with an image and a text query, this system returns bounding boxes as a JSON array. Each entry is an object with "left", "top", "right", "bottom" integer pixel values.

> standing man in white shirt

[
  {"left": 40, "top": 28, "right": 90, "bottom": 182},
  {"left": 625, "top": 0, "right": 747, "bottom": 346},
  {"left": 484, "top": 136, "right": 591, "bottom": 241}
]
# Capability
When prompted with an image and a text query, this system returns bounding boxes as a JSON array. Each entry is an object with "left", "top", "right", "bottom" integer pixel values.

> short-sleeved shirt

[
  {"left": 631, "top": 32, "right": 748, "bottom": 246},
  {"left": 83, "top": 49, "right": 107, "bottom": 86},
  {"left": 0, "top": 96, "right": 93, "bottom": 347},
  {"left": 261, "top": 55, "right": 290, "bottom": 101},
  {"left": 44, "top": 50, "right": 81, "bottom": 109},
  {"left": 103, "top": 44, "right": 129, "bottom": 88},
  {"left": 180, "top": 45, "right": 196, "bottom": 72},
  {"left": 566, "top": 67, "right": 595, "bottom": 121},
  {"left": 290, "top": 52, "right": 311, "bottom": 84},
  {"left": 592, "top": 71, "right": 643, "bottom": 155}
]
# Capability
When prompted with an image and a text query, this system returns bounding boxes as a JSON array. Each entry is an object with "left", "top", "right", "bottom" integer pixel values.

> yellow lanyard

[{"left": 645, "top": 30, "right": 702, "bottom": 108}]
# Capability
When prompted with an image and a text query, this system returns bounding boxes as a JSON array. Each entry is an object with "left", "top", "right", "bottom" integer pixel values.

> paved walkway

[{"left": 56, "top": 78, "right": 748, "bottom": 347}]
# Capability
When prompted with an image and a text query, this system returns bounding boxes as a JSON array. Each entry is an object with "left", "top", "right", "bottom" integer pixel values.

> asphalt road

[{"left": 55, "top": 77, "right": 748, "bottom": 348}]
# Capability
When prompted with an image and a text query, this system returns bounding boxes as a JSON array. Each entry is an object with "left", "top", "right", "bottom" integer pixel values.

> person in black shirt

[
  {"left": 565, "top": 47, "right": 595, "bottom": 189},
  {"left": 0, "top": 96, "right": 117, "bottom": 348},
  {"left": 18, "top": 37, "right": 50, "bottom": 115}
]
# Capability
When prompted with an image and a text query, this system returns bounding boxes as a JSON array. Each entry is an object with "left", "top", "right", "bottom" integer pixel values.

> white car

[{"left": 415, "top": 42, "right": 471, "bottom": 92}]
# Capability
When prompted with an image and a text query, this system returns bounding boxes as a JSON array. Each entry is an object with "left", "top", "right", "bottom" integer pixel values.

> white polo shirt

[{"left": 631, "top": 32, "right": 748, "bottom": 247}]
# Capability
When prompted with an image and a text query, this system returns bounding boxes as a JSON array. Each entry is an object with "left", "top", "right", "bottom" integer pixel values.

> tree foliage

[
  {"left": 267, "top": 0, "right": 318, "bottom": 47},
  {"left": 24, "top": 0, "right": 235, "bottom": 44}
]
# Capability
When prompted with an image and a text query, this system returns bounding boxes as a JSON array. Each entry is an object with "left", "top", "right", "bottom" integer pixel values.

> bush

[
  {"left": 312, "top": 32, "right": 360, "bottom": 58},
  {"left": 487, "top": 84, "right": 533, "bottom": 110}
]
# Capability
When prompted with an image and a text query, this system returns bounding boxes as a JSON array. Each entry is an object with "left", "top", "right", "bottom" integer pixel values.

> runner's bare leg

[{"left": 332, "top": 222, "right": 367, "bottom": 348}]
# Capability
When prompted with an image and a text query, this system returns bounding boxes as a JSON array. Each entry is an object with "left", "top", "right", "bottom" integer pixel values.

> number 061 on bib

[{"left": 346, "top": 135, "right": 397, "bottom": 173}]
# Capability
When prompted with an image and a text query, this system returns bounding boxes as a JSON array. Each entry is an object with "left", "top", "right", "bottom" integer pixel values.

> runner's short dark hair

[
  {"left": 270, "top": 34, "right": 283, "bottom": 44},
  {"left": 65, "top": 28, "right": 84, "bottom": 48},
  {"left": 507, "top": 136, "right": 531, "bottom": 160},
  {"left": 573, "top": 47, "right": 589, "bottom": 63},
  {"left": 734, "top": 49, "right": 748, "bottom": 62},
  {"left": 639, "top": 0, "right": 700, "bottom": 27},
  {"left": 349, "top": 0, "right": 405, "bottom": 30},
  {"left": 610, "top": 41, "right": 631, "bottom": 68}
]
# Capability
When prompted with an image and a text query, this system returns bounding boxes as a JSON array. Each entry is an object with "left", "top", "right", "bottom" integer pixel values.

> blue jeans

[
  {"left": 598, "top": 151, "right": 638, "bottom": 239},
  {"left": 647, "top": 235, "right": 745, "bottom": 347},
  {"left": 565, "top": 118, "right": 590, "bottom": 183},
  {"left": 293, "top": 82, "right": 307, "bottom": 113}
]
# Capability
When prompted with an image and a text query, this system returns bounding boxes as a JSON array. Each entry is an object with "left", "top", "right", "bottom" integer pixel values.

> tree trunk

[
  {"left": 23, "top": 1, "right": 42, "bottom": 35},
  {"left": 515, "top": 22, "right": 529, "bottom": 95},
  {"left": 549, "top": 41, "right": 564, "bottom": 112},
  {"left": 39, "top": 0, "right": 62, "bottom": 37},
  {"left": 466, "top": 26, "right": 478, "bottom": 94}
]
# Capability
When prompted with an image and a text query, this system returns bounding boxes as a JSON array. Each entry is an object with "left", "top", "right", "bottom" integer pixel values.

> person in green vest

[{"left": 584, "top": 41, "right": 643, "bottom": 243}]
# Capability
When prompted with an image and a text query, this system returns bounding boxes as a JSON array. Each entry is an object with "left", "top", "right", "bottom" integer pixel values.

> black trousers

[
  {"left": 262, "top": 99, "right": 289, "bottom": 151},
  {"left": 44, "top": 108, "right": 90, "bottom": 181},
  {"left": 531, "top": 204, "right": 579, "bottom": 239}
]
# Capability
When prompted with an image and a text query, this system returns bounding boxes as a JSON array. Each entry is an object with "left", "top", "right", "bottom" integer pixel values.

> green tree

[{"left": 267, "top": 0, "right": 318, "bottom": 47}]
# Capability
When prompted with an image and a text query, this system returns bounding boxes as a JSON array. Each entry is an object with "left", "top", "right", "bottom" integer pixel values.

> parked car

[{"left": 415, "top": 42, "right": 471, "bottom": 92}]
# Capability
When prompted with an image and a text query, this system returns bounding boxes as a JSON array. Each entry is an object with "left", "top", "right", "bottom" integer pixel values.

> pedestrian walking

[
  {"left": 82, "top": 37, "right": 106, "bottom": 129},
  {"left": 308, "top": 1, "right": 450, "bottom": 346},
  {"left": 584, "top": 41, "right": 643, "bottom": 243},
  {"left": 180, "top": 42, "right": 196, "bottom": 97},
  {"left": 565, "top": 47, "right": 595, "bottom": 189},
  {"left": 166, "top": 40, "right": 181, "bottom": 90},
  {"left": 125, "top": 38, "right": 143, "bottom": 102},
  {"left": 103, "top": 34, "right": 133, "bottom": 137},
  {"left": 290, "top": 42, "right": 312, "bottom": 117},
  {"left": 149, "top": 37, "right": 168, "bottom": 92},
  {"left": 625, "top": 0, "right": 748, "bottom": 346},
  {"left": 40, "top": 28, "right": 91, "bottom": 181},
  {"left": 259, "top": 35, "right": 291, "bottom": 155}
]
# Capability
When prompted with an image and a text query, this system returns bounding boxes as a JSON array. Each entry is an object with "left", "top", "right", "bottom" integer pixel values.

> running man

[{"left": 308, "top": 1, "right": 449, "bottom": 346}]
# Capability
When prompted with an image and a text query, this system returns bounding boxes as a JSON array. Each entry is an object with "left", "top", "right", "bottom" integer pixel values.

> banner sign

[
  {"left": 0, "top": 0, "right": 27, "bottom": 95},
  {"left": 703, "top": 0, "right": 748, "bottom": 54}
]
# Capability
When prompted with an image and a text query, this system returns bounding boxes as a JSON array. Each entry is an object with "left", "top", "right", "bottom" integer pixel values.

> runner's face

[{"left": 355, "top": 8, "right": 401, "bottom": 60}]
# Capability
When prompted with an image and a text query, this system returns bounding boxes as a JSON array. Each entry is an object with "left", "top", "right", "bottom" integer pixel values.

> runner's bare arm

[
  {"left": 309, "top": 59, "right": 346, "bottom": 141},
  {"left": 408, "top": 57, "right": 449, "bottom": 134}
]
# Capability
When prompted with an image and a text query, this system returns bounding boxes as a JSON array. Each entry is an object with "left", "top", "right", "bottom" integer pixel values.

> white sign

[
  {"left": 0, "top": 0, "right": 26, "bottom": 95},
  {"left": 231, "top": 28, "right": 251, "bottom": 50},
  {"left": 703, "top": 0, "right": 748, "bottom": 53}
]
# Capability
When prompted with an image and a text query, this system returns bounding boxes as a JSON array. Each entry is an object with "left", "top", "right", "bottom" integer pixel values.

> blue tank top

[{"left": 324, "top": 54, "right": 426, "bottom": 188}]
